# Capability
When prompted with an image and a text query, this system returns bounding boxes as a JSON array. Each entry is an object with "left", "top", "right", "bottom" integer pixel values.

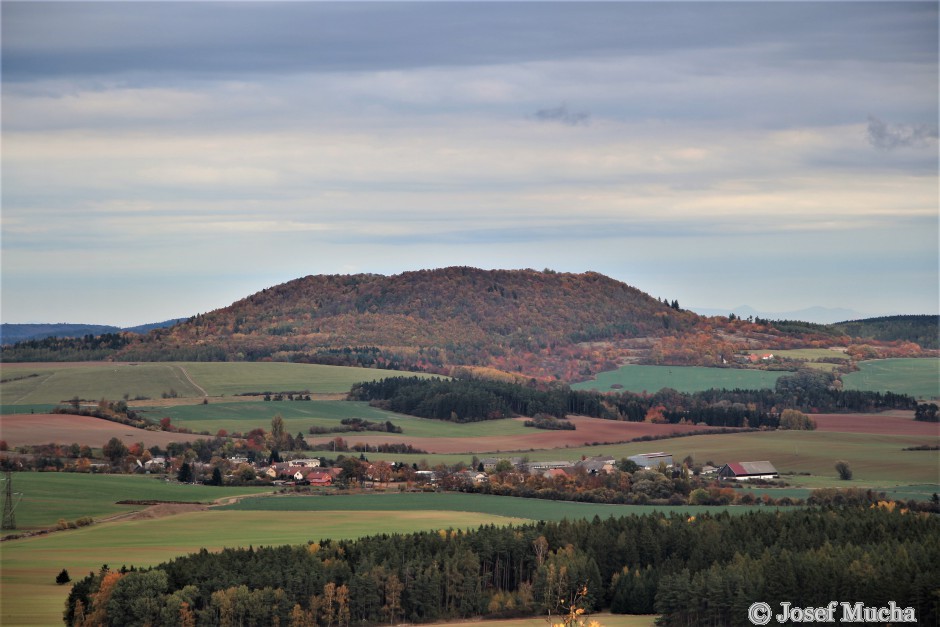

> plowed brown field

[
  {"left": 0, "top": 413, "right": 200, "bottom": 448},
  {"left": 813, "top": 411, "right": 939, "bottom": 436}
]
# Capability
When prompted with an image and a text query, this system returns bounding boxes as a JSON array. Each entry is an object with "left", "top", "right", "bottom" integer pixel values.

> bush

[
  {"left": 56, "top": 569, "right": 71, "bottom": 585},
  {"left": 835, "top": 460, "right": 853, "bottom": 481},
  {"left": 779, "top": 408, "right": 816, "bottom": 430}
]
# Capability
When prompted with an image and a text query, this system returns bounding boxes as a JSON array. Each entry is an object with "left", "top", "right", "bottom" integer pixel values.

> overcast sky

[{"left": 2, "top": 1, "right": 937, "bottom": 327}]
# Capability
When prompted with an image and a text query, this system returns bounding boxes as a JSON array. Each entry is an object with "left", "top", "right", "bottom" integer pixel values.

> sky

[{"left": 2, "top": 1, "right": 938, "bottom": 327}]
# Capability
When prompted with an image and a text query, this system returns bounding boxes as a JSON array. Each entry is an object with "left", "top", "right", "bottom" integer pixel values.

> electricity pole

[{"left": 2, "top": 471, "right": 20, "bottom": 530}]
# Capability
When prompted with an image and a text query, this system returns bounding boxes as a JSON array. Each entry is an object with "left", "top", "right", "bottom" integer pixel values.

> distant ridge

[{"left": 0, "top": 319, "right": 186, "bottom": 345}]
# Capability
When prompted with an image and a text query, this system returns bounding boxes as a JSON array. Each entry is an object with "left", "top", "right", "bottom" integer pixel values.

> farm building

[
  {"left": 304, "top": 470, "right": 333, "bottom": 486},
  {"left": 527, "top": 460, "right": 574, "bottom": 474},
  {"left": 414, "top": 470, "right": 438, "bottom": 483},
  {"left": 455, "top": 470, "right": 488, "bottom": 485},
  {"left": 576, "top": 455, "right": 616, "bottom": 475},
  {"left": 718, "top": 461, "right": 779, "bottom": 481},
  {"left": 288, "top": 458, "right": 321, "bottom": 468},
  {"left": 628, "top": 452, "right": 674, "bottom": 469},
  {"left": 480, "top": 457, "right": 524, "bottom": 470}
]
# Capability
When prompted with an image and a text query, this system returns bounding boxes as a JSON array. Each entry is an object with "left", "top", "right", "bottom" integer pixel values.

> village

[{"left": 190, "top": 451, "right": 783, "bottom": 506}]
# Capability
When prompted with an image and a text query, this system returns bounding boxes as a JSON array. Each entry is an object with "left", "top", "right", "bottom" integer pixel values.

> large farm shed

[{"left": 718, "top": 461, "right": 779, "bottom": 481}]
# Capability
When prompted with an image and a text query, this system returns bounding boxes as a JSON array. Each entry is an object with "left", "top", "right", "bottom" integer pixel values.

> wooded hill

[
  {"left": 80, "top": 268, "right": 705, "bottom": 379},
  {"left": 2, "top": 268, "right": 935, "bottom": 379}
]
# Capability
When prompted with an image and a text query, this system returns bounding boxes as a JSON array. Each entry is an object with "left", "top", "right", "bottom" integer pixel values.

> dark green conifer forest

[{"left": 65, "top": 507, "right": 939, "bottom": 626}]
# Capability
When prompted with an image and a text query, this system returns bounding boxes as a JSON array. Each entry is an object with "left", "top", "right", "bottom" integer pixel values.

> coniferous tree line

[
  {"left": 0, "top": 333, "right": 132, "bottom": 362},
  {"left": 348, "top": 377, "right": 571, "bottom": 421},
  {"left": 831, "top": 315, "right": 940, "bottom": 350},
  {"left": 64, "top": 507, "right": 939, "bottom": 626},
  {"left": 348, "top": 373, "right": 917, "bottom": 426}
]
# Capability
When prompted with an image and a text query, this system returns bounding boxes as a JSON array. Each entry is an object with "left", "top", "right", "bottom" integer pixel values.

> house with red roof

[{"left": 305, "top": 470, "right": 333, "bottom": 486}]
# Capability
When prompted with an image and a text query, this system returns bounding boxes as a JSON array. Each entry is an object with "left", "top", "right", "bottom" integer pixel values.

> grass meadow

[
  {"left": 738, "top": 482, "right": 939, "bottom": 503},
  {"left": 0, "top": 363, "right": 204, "bottom": 405},
  {"left": 177, "top": 362, "right": 440, "bottom": 397},
  {"left": 0, "top": 506, "right": 528, "bottom": 627},
  {"left": 571, "top": 364, "right": 783, "bottom": 394},
  {"left": 0, "top": 361, "right": 437, "bottom": 405},
  {"left": 0, "top": 473, "right": 271, "bottom": 534},
  {"left": 746, "top": 348, "right": 849, "bottom": 361},
  {"left": 842, "top": 358, "right": 940, "bottom": 400},
  {"left": 217, "top": 491, "right": 765, "bottom": 519},
  {"left": 572, "top": 358, "right": 940, "bottom": 398},
  {"left": 142, "top": 399, "right": 533, "bottom": 439},
  {"left": 746, "top": 348, "right": 849, "bottom": 371},
  {"left": 2, "top": 473, "right": 757, "bottom": 626}
]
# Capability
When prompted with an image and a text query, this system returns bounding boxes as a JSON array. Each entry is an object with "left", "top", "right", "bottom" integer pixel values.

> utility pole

[{"left": 2, "top": 471, "right": 20, "bottom": 530}]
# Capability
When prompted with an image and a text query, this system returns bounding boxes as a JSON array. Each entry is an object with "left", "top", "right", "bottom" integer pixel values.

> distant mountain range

[
  {"left": 0, "top": 319, "right": 187, "bottom": 345},
  {"left": 690, "top": 305, "right": 870, "bottom": 325}
]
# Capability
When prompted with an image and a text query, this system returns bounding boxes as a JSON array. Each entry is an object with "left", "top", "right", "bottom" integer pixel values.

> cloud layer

[{"left": 2, "top": 2, "right": 937, "bottom": 325}]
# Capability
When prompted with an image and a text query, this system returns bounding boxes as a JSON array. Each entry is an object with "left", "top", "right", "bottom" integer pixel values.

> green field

[
  {"left": 142, "top": 399, "right": 531, "bottom": 439},
  {"left": 842, "top": 358, "right": 940, "bottom": 400},
  {"left": 572, "top": 364, "right": 783, "bottom": 394},
  {"left": 0, "top": 473, "right": 271, "bottom": 533},
  {"left": 739, "top": 483, "right": 939, "bottom": 503},
  {"left": 530, "top": 430, "right": 940, "bottom": 486},
  {"left": 0, "top": 361, "right": 437, "bottom": 405},
  {"left": 745, "top": 349, "right": 849, "bottom": 372},
  {"left": 217, "top": 491, "right": 766, "bottom": 519},
  {"left": 0, "top": 484, "right": 738, "bottom": 626},
  {"left": 0, "top": 363, "right": 203, "bottom": 404},
  {"left": 747, "top": 348, "right": 850, "bottom": 361},
  {"left": 573, "top": 358, "right": 940, "bottom": 398},
  {"left": 178, "top": 362, "right": 439, "bottom": 397},
  {"left": 0, "top": 507, "right": 528, "bottom": 627}
]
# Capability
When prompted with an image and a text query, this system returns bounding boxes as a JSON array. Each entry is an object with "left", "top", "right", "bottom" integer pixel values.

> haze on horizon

[{"left": 2, "top": 1, "right": 937, "bottom": 328}]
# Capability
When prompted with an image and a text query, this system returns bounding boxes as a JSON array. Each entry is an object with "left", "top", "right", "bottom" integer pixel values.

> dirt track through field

[{"left": 176, "top": 365, "right": 208, "bottom": 397}]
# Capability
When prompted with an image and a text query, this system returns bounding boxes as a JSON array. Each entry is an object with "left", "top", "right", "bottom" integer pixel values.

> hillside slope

[{"left": 117, "top": 268, "right": 700, "bottom": 378}]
